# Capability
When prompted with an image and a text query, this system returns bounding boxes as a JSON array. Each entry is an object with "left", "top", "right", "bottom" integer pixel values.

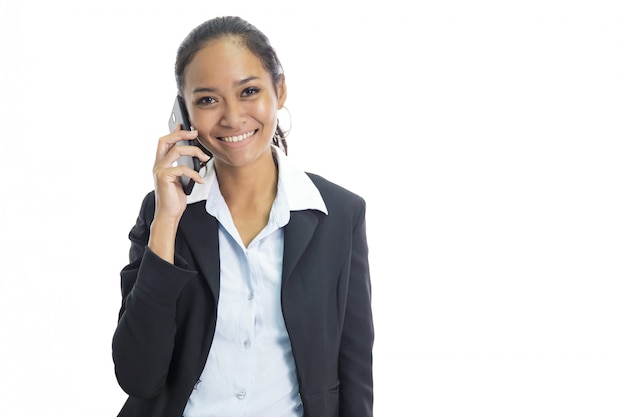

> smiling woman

[
  {"left": 111, "top": 16, "right": 374, "bottom": 417},
  {"left": 182, "top": 38, "right": 286, "bottom": 177}
]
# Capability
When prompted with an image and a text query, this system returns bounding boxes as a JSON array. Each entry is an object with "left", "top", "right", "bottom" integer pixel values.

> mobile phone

[{"left": 168, "top": 96, "right": 203, "bottom": 195}]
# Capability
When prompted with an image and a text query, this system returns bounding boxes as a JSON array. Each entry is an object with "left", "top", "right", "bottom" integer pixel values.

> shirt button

[
  {"left": 236, "top": 390, "right": 246, "bottom": 400},
  {"left": 243, "top": 340, "right": 251, "bottom": 349},
  {"left": 248, "top": 293, "right": 254, "bottom": 301}
]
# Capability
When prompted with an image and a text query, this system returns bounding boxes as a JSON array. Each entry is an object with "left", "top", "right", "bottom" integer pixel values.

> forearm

[
  {"left": 148, "top": 214, "right": 181, "bottom": 264},
  {"left": 112, "top": 247, "right": 195, "bottom": 398}
]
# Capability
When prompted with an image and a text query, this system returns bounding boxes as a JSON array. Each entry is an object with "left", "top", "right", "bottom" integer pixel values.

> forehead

[{"left": 184, "top": 38, "right": 269, "bottom": 90}]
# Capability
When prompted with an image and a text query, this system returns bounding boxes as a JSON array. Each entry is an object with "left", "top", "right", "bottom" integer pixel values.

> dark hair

[{"left": 175, "top": 16, "right": 288, "bottom": 153}]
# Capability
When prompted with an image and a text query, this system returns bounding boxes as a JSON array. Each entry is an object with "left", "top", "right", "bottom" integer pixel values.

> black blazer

[{"left": 112, "top": 173, "right": 374, "bottom": 417}]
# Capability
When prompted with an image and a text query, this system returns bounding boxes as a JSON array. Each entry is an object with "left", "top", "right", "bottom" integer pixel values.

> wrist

[{"left": 148, "top": 215, "right": 180, "bottom": 264}]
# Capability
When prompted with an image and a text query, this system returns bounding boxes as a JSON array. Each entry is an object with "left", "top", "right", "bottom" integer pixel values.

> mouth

[{"left": 217, "top": 129, "right": 258, "bottom": 143}]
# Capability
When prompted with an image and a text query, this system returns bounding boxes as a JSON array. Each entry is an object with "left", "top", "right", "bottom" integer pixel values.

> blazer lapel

[
  {"left": 178, "top": 201, "right": 221, "bottom": 299},
  {"left": 178, "top": 203, "right": 320, "bottom": 296},
  {"left": 282, "top": 210, "right": 320, "bottom": 287}
]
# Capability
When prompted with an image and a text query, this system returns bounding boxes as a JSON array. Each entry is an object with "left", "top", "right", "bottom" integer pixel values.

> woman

[{"left": 112, "top": 16, "right": 374, "bottom": 417}]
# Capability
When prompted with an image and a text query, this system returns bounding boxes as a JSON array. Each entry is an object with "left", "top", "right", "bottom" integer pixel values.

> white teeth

[{"left": 220, "top": 130, "right": 255, "bottom": 143}]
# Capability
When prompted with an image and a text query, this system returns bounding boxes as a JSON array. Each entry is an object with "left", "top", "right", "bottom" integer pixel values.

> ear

[{"left": 276, "top": 75, "right": 287, "bottom": 109}]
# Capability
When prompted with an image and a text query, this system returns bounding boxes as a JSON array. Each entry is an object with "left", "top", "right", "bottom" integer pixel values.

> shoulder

[
  {"left": 306, "top": 173, "right": 366, "bottom": 213},
  {"left": 138, "top": 190, "right": 156, "bottom": 217},
  {"left": 129, "top": 191, "right": 157, "bottom": 234}
]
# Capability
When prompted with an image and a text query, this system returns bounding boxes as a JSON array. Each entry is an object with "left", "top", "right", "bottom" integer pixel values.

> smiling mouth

[{"left": 218, "top": 129, "right": 257, "bottom": 143}]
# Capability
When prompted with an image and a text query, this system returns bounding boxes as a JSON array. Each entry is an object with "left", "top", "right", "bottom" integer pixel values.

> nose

[{"left": 219, "top": 100, "right": 246, "bottom": 127}]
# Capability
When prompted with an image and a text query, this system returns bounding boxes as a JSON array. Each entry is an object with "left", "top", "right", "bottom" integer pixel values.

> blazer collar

[
  {"left": 282, "top": 209, "right": 321, "bottom": 287},
  {"left": 186, "top": 145, "right": 328, "bottom": 215}
]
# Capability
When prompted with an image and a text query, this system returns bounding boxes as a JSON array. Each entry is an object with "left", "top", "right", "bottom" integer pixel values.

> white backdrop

[{"left": 1, "top": 0, "right": 625, "bottom": 415}]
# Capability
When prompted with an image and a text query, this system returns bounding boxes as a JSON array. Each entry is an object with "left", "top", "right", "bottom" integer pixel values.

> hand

[{"left": 152, "top": 126, "right": 211, "bottom": 221}]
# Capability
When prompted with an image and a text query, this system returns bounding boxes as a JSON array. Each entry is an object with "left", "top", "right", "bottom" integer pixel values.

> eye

[
  {"left": 242, "top": 87, "right": 260, "bottom": 97},
  {"left": 196, "top": 96, "right": 217, "bottom": 106}
]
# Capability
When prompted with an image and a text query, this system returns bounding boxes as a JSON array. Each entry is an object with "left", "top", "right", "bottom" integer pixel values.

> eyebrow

[{"left": 192, "top": 76, "right": 261, "bottom": 94}]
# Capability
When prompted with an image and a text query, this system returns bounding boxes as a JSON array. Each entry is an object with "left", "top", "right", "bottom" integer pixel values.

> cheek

[
  {"left": 252, "top": 99, "right": 279, "bottom": 126},
  {"left": 197, "top": 134, "right": 211, "bottom": 148},
  {"left": 189, "top": 112, "right": 220, "bottom": 142},
  {"left": 186, "top": 113, "right": 215, "bottom": 148},
  {"left": 188, "top": 109, "right": 207, "bottom": 130}
]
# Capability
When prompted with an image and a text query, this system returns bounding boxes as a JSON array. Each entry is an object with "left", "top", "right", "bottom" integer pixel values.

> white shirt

[{"left": 183, "top": 146, "right": 327, "bottom": 417}]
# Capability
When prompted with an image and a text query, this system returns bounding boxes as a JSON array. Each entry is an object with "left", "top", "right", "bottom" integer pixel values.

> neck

[{"left": 215, "top": 150, "right": 278, "bottom": 205}]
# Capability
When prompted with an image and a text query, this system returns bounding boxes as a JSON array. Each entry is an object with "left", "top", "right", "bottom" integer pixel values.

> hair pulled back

[{"left": 175, "top": 16, "right": 288, "bottom": 153}]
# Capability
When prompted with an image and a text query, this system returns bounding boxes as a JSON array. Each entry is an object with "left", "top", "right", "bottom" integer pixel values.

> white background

[{"left": 1, "top": 0, "right": 625, "bottom": 415}]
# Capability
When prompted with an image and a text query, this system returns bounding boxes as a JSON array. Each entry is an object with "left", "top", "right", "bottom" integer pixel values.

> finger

[
  {"left": 156, "top": 144, "right": 211, "bottom": 170},
  {"left": 178, "top": 165, "right": 207, "bottom": 185},
  {"left": 155, "top": 129, "right": 200, "bottom": 161},
  {"left": 154, "top": 164, "right": 206, "bottom": 187}
]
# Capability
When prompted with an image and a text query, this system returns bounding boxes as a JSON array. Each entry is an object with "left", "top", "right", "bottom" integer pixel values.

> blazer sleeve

[
  {"left": 339, "top": 198, "right": 375, "bottom": 417},
  {"left": 111, "top": 192, "right": 197, "bottom": 398}
]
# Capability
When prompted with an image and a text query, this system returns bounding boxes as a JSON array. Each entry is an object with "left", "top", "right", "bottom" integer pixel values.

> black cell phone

[{"left": 168, "top": 96, "right": 204, "bottom": 195}]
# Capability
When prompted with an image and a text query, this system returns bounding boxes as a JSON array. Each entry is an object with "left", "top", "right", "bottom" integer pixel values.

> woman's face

[{"left": 182, "top": 38, "right": 286, "bottom": 169}]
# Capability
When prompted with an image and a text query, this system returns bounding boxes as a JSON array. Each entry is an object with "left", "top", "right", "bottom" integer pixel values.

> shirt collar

[{"left": 187, "top": 145, "right": 328, "bottom": 215}]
